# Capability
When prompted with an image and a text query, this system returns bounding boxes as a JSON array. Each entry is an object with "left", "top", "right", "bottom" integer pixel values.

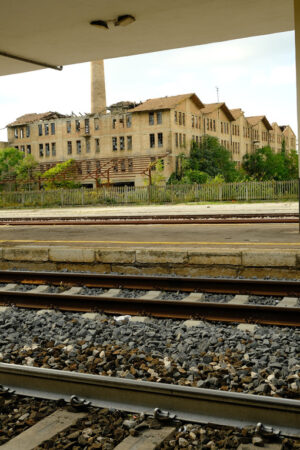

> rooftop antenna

[{"left": 216, "top": 86, "right": 220, "bottom": 102}]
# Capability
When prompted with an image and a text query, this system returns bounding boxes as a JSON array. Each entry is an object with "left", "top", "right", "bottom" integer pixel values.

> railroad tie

[
  {"left": 181, "top": 293, "right": 205, "bottom": 302},
  {"left": 277, "top": 297, "right": 298, "bottom": 307},
  {"left": 98, "top": 288, "right": 121, "bottom": 297},
  {"left": 114, "top": 426, "right": 176, "bottom": 450},
  {"left": 140, "top": 291, "right": 162, "bottom": 300},
  {"left": 0, "top": 409, "right": 86, "bottom": 450},
  {"left": 60, "top": 286, "right": 83, "bottom": 295},
  {"left": 27, "top": 285, "right": 50, "bottom": 293},
  {"left": 228, "top": 295, "right": 249, "bottom": 305},
  {"left": 0, "top": 283, "right": 18, "bottom": 291}
]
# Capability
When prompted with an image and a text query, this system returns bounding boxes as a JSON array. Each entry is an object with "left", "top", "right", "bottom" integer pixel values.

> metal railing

[{"left": 0, "top": 179, "right": 298, "bottom": 208}]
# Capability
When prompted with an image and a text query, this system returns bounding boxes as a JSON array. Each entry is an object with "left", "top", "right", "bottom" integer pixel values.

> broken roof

[
  {"left": 202, "top": 103, "right": 235, "bottom": 121},
  {"left": 7, "top": 111, "right": 67, "bottom": 127},
  {"left": 130, "top": 93, "right": 204, "bottom": 112},
  {"left": 246, "top": 115, "right": 273, "bottom": 130}
]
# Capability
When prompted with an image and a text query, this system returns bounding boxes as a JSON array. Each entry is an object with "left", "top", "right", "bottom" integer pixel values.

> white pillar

[
  {"left": 295, "top": 1, "right": 300, "bottom": 174},
  {"left": 294, "top": 1, "right": 300, "bottom": 231}
]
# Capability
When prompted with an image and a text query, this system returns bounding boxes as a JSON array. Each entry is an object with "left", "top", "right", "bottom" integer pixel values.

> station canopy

[{"left": 0, "top": 0, "right": 294, "bottom": 76}]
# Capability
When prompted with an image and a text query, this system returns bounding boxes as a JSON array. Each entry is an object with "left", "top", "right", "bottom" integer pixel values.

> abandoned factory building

[{"left": 6, "top": 61, "right": 296, "bottom": 187}]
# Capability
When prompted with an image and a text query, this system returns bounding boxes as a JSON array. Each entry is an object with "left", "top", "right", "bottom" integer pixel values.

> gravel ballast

[{"left": 0, "top": 307, "right": 299, "bottom": 399}]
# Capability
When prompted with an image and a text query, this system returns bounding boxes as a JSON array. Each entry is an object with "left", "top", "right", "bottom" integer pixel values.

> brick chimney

[{"left": 91, "top": 60, "right": 106, "bottom": 114}]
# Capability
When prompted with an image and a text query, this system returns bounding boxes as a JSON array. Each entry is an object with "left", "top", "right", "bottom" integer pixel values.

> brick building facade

[{"left": 6, "top": 94, "right": 296, "bottom": 187}]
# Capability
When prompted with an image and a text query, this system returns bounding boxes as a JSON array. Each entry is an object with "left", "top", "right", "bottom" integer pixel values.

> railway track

[
  {"left": 0, "top": 363, "right": 299, "bottom": 438},
  {"left": 0, "top": 271, "right": 299, "bottom": 326},
  {"left": 0, "top": 212, "right": 298, "bottom": 225}
]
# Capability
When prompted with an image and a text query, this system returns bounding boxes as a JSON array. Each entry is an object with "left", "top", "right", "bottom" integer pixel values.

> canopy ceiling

[{"left": 0, "top": 0, "right": 294, "bottom": 76}]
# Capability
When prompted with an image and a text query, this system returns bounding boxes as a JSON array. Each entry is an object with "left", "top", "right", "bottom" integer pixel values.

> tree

[
  {"left": 0, "top": 147, "right": 24, "bottom": 184},
  {"left": 42, "top": 159, "right": 81, "bottom": 189},
  {"left": 242, "top": 146, "right": 298, "bottom": 181},
  {"left": 168, "top": 135, "right": 239, "bottom": 184},
  {"left": 16, "top": 155, "right": 40, "bottom": 188}
]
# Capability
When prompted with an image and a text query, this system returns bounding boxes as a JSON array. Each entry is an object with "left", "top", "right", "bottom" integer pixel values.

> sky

[{"left": 0, "top": 30, "right": 297, "bottom": 142}]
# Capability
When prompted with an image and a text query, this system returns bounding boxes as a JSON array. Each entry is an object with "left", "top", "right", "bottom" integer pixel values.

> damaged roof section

[{"left": 7, "top": 111, "right": 67, "bottom": 127}]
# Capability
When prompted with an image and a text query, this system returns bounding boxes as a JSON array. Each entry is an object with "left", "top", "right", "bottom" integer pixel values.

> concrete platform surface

[
  {"left": 0, "top": 201, "right": 297, "bottom": 218},
  {"left": 0, "top": 223, "right": 299, "bottom": 249}
]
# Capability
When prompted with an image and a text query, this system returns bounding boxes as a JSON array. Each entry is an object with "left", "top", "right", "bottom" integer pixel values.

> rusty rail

[
  {"left": 0, "top": 290, "right": 299, "bottom": 326},
  {"left": 0, "top": 270, "right": 300, "bottom": 296},
  {"left": 0, "top": 213, "right": 298, "bottom": 225}
]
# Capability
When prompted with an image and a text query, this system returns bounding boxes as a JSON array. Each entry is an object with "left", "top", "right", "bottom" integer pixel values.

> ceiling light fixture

[{"left": 90, "top": 15, "right": 135, "bottom": 30}]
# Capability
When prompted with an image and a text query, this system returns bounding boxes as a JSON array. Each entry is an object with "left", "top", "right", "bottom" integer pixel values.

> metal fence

[{"left": 0, "top": 180, "right": 298, "bottom": 208}]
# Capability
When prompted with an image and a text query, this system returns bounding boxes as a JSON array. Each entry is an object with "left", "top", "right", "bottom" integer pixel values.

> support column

[
  {"left": 294, "top": 0, "right": 300, "bottom": 231},
  {"left": 91, "top": 60, "right": 106, "bottom": 114}
]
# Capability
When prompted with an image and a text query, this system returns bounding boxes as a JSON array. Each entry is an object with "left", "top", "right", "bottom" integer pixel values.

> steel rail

[
  {"left": 0, "top": 213, "right": 298, "bottom": 225},
  {"left": 0, "top": 290, "right": 299, "bottom": 326},
  {"left": 0, "top": 271, "right": 299, "bottom": 297},
  {"left": 0, "top": 213, "right": 297, "bottom": 221},
  {"left": 0, "top": 363, "right": 299, "bottom": 436}
]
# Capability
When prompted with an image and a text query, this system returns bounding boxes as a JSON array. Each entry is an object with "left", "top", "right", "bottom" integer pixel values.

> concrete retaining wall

[{"left": 0, "top": 246, "right": 299, "bottom": 279}]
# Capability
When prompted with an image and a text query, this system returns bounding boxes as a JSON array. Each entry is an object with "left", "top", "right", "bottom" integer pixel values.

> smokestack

[{"left": 91, "top": 60, "right": 106, "bottom": 114}]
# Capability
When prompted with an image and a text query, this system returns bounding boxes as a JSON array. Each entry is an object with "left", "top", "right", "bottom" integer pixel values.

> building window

[
  {"left": 51, "top": 142, "right": 56, "bottom": 156},
  {"left": 158, "top": 132, "right": 163, "bottom": 147},
  {"left": 76, "top": 140, "right": 81, "bottom": 154},
  {"left": 51, "top": 123, "right": 55, "bottom": 135},
  {"left": 66, "top": 121, "right": 71, "bottom": 133},
  {"left": 120, "top": 115, "right": 124, "bottom": 127},
  {"left": 126, "top": 114, "right": 132, "bottom": 128},
  {"left": 14, "top": 128, "right": 18, "bottom": 138},
  {"left": 112, "top": 118, "right": 117, "bottom": 129},
  {"left": 86, "top": 161, "right": 91, "bottom": 174},
  {"left": 44, "top": 123, "right": 49, "bottom": 136},
  {"left": 96, "top": 160, "right": 101, "bottom": 170},
  {"left": 27, "top": 145, "right": 31, "bottom": 155},
  {"left": 95, "top": 138, "right": 100, "bottom": 153},
  {"left": 150, "top": 157, "right": 156, "bottom": 170},
  {"left": 67, "top": 141, "right": 72, "bottom": 155},
  {"left": 121, "top": 160, "right": 126, "bottom": 172},
  {"left": 94, "top": 118, "right": 99, "bottom": 130},
  {"left": 156, "top": 111, "right": 162, "bottom": 124},
  {"left": 150, "top": 133, "right": 155, "bottom": 148},
  {"left": 21, "top": 145, "right": 25, "bottom": 153},
  {"left": 179, "top": 133, "right": 182, "bottom": 146},
  {"left": 175, "top": 133, "right": 178, "bottom": 147},
  {"left": 86, "top": 139, "right": 91, "bottom": 153},
  {"left": 213, "top": 120, "right": 216, "bottom": 131},
  {"left": 113, "top": 162, "right": 118, "bottom": 173},
  {"left": 179, "top": 112, "right": 182, "bottom": 125},
  {"left": 112, "top": 137, "right": 117, "bottom": 151},
  {"left": 127, "top": 136, "right": 132, "bottom": 150},
  {"left": 182, "top": 113, "right": 185, "bottom": 126},
  {"left": 38, "top": 124, "right": 43, "bottom": 136},
  {"left": 20, "top": 128, "right": 24, "bottom": 138},
  {"left": 128, "top": 159, "right": 133, "bottom": 172},
  {"left": 192, "top": 115, "right": 194, "bottom": 128},
  {"left": 183, "top": 134, "right": 186, "bottom": 146},
  {"left": 85, "top": 119, "right": 90, "bottom": 134},
  {"left": 149, "top": 112, "right": 154, "bottom": 125},
  {"left": 26, "top": 126, "right": 30, "bottom": 137},
  {"left": 45, "top": 143, "right": 50, "bottom": 157},
  {"left": 77, "top": 163, "right": 82, "bottom": 175},
  {"left": 120, "top": 136, "right": 125, "bottom": 150},
  {"left": 174, "top": 111, "right": 177, "bottom": 123},
  {"left": 75, "top": 120, "right": 80, "bottom": 132},
  {"left": 14, "top": 146, "right": 18, "bottom": 150},
  {"left": 39, "top": 144, "right": 44, "bottom": 157}
]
